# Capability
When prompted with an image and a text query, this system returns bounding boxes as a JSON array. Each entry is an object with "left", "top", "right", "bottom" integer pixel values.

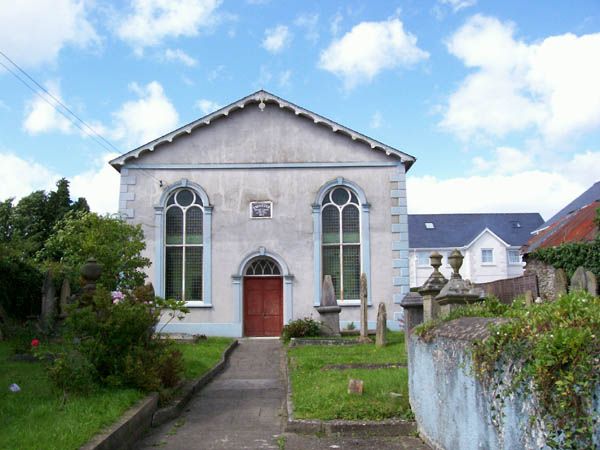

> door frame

[
  {"left": 243, "top": 275, "right": 283, "bottom": 337},
  {"left": 231, "top": 247, "right": 294, "bottom": 335}
]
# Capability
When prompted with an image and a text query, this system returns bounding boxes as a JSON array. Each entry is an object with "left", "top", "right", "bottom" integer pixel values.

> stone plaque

[{"left": 250, "top": 201, "right": 272, "bottom": 219}]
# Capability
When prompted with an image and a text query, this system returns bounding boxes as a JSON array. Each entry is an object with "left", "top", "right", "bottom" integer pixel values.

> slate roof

[
  {"left": 524, "top": 201, "right": 599, "bottom": 253},
  {"left": 536, "top": 181, "right": 600, "bottom": 232},
  {"left": 408, "top": 213, "right": 544, "bottom": 249},
  {"left": 109, "top": 90, "right": 416, "bottom": 171}
]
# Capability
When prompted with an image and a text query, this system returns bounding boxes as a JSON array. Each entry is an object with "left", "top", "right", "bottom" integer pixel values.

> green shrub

[
  {"left": 58, "top": 286, "right": 187, "bottom": 393},
  {"left": 281, "top": 317, "right": 321, "bottom": 342},
  {"left": 49, "top": 349, "right": 98, "bottom": 395},
  {"left": 529, "top": 238, "right": 600, "bottom": 278}
]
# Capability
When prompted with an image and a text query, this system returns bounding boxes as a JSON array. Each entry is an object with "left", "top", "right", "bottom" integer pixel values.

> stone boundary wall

[
  {"left": 408, "top": 318, "right": 600, "bottom": 450},
  {"left": 523, "top": 258, "right": 559, "bottom": 300},
  {"left": 475, "top": 274, "right": 539, "bottom": 304}
]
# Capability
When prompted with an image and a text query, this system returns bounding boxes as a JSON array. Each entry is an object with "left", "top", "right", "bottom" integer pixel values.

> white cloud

[
  {"left": 439, "top": 0, "right": 477, "bottom": 12},
  {"left": 163, "top": 48, "right": 198, "bottom": 66},
  {"left": 441, "top": 15, "right": 600, "bottom": 142},
  {"left": 195, "top": 99, "right": 221, "bottom": 115},
  {"left": 0, "top": 0, "right": 99, "bottom": 68},
  {"left": 318, "top": 18, "right": 429, "bottom": 89},
  {"left": 0, "top": 151, "right": 120, "bottom": 214},
  {"left": 278, "top": 70, "right": 292, "bottom": 88},
  {"left": 70, "top": 153, "right": 120, "bottom": 214},
  {"left": 295, "top": 13, "right": 319, "bottom": 43},
  {"left": 111, "top": 81, "right": 179, "bottom": 148},
  {"left": 370, "top": 111, "right": 383, "bottom": 129},
  {"left": 408, "top": 149, "right": 600, "bottom": 219},
  {"left": 262, "top": 25, "right": 292, "bottom": 53},
  {"left": 117, "top": 0, "right": 223, "bottom": 51},
  {"left": 23, "top": 81, "right": 73, "bottom": 135},
  {"left": 0, "top": 153, "right": 58, "bottom": 200}
]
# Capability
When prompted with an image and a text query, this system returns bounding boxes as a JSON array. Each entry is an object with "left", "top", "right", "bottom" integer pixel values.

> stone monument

[
  {"left": 419, "top": 251, "right": 448, "bottom": 321},
  {"left": 435, "top": 249, "right": 482, "bottom": 318},
  {"left": 555, "top": 268, "right": 568, "bottom": 297},
  {"left": 40, "top": 270, "right": 56, "bottom": 325},
  {"left": 586, "top": 270, "right": 597, "bottom": 296},
  {"left": 79, "top": 258, "right": 103, "bottom": 306},
  {"left": 59, "top": 278, "right": 71, "bottom": 318},
  {"left": 316, "top": 275, "right": 341, "bottom": 336},
  {"left": 376, "top": 302, "right": 387, "bottom": 347},
  {"left": 359, "top": 273, "right": 371, "bottom": 343}
]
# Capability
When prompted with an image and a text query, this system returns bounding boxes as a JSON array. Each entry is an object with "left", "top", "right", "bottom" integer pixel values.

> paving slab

[{"left": 135, "top": 338, "right": 431, "bottom": 450}]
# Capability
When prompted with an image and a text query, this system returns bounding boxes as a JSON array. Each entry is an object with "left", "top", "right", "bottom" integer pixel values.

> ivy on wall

[{"left": 529, "top": 208, "right": 600, "bottom": 278}]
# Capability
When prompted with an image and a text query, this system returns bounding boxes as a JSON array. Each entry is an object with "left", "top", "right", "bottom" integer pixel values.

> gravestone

[
  {"left": 40, "top": 270, "right": 56, "bottom": 324},
  {"left": 317, "top": 275, "right": 342, "bottom": 336},
  {"left": 555, "top": 268, "right": 568, "bottom": 297},
  {"left": 59, "top": 278, "right": 71, "bottom": 318},
  {"left": 586, "top": 270, "right": 597, "bottom": 296},
  {"left": 348, "top": 379, "right": 364, "bottom": 395},
  {"left": 359, "top": 273, "right": 371, "bottom": 343},
  {"left": 524, "top": 290, "right": 533, "bottom": 306},
  {"left": 376, "top": 302, "right": 387, "bottom": 347},
  {"left": 570, "top": 266, "right": 588, "bottom": 292}
]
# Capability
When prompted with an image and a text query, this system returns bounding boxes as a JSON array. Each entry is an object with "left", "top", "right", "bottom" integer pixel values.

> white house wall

[{"left": 118, "top": 103, "right": 409, "bottom": 336}]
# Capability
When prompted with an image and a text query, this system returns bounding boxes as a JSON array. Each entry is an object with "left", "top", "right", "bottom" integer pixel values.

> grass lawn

[
  {"left": 287, "top": 331, "right": 412, "bottom": 421},
  {"left": 0, "top": 337, "right": 234, "bottom": 450}
]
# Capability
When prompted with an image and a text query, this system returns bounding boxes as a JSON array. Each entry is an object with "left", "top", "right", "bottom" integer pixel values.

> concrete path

[{"left": 136, "top": 339, "right": 431, "bottom": 450}]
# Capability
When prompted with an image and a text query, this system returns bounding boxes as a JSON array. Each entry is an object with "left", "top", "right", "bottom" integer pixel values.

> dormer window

[{"left": 425, "top": 222, "right": 435, "bottom": 229}]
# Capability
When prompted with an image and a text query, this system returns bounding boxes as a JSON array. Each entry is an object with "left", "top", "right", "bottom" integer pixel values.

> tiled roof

[
  {"left": 109, "top": 90, "right": 416, "bottom": 171},
  {"left": 408, "top": 213, "right": 544, "bottom": 249},
  {"left": 536, "top": 181, "right": 600, "bottom": 232},
  {"left": 523, "top": 200, "right": 599, "bottom": 253}
]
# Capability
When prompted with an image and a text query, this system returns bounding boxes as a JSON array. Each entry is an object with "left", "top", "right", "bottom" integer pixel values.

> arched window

[
  {"left": 165, "top": 188, "right": 204, "bottom": 302},
  {"left": 321, "top": 186, "right": 361, "bottom": 301}
]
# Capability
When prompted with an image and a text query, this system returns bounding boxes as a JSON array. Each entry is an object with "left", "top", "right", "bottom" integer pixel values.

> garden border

[
  {"left": 81, "top": 339, "right": 238, "bottom": 450},
  {"left": 283, "top": 342, "right": 417, "bottom": 437}
]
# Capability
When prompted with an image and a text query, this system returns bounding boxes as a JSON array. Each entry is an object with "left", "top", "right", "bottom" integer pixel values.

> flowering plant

[
  {"left": 31, "top": 338, "right": 40, "bottom": 348},
  {"left": 111, "top": 291, "right": 125, "bottom": 304}
]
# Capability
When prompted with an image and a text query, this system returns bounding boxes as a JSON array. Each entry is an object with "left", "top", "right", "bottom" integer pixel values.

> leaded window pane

[
  {"left": 342, "top": 245, "right": 360, "bottom": 299},
  {"left": 185, "top": 247, "right": 203, "bottom": 301},
  {"left": 176, "top": 189, "right": 194, "bottom": 207},
  {"left": 322, "top": 205, "right": 339, "bottom": 244},
  {"left": 331, "top": 187, "right": 349, "bottom": 206},
  {"left": 165, "top": 247, "right": 183, "bottom": 300},
  {"left": 186, "top": 207, "right": 203, "bottom": 244},
  {"left": 166, "top": 207, "right": 183, "bottom": 244},
  {"left": 322, "top": 246, "right": 341, "bottom": 299},
  {"left": 342, "top": 205, "right": 360, "bottom": 243}
]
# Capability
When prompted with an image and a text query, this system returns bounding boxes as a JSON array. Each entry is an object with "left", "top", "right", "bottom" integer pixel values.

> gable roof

[
  {"left": 523, "top": 200, "right": 599, "bottom": 253},
  {"left": 535, "top": 181, "right": 600, "bottom": 232},
  {"left": 408, "top": 213, "right": 544, "bottom": 249},
  {"left": 109, "top": 90, "right": 416, "bottom": 171}
]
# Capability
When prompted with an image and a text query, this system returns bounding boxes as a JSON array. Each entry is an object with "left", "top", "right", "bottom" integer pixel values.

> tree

[
  {"left": 42, "top": 211, "right": 150, "bottom": 290},
  {"left": 0, "top": 198, "right": 14, "bottom": 242}
]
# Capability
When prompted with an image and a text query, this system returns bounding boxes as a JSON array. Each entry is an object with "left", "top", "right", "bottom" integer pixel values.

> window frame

[
  {"left": 481, "top": 248, "right": 494, "bottom": 265},
  {"left": 508, "top": 249, "right": 522, "bottom": 265},
  {"left": 321, "top": 186, "right": 362, "bottom": 304},
  {"left": 416, "top": 251, "right": 430, "bottom": 267},
  {"left": 155, "top": 179, "right": 212, "bottom": 308}
]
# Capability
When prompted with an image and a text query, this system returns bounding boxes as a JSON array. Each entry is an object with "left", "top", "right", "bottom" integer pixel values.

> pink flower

[
  {"left": 31, "top": 339, "right": 40, "bottom": 348},
  {"left": 111, "top": 291, "right": 125, "bottom": 304}
]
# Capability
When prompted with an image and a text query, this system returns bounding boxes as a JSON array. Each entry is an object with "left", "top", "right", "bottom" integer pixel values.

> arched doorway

[{"left": 243, "top": 257, "right": 283, "bottom": 337}]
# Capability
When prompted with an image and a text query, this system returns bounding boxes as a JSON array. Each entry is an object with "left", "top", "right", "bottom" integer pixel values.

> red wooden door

[{"left": 243, "top": 277, "right": 283, "bottom": 337}]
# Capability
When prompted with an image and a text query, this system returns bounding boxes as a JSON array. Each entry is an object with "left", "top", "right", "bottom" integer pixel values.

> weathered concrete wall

[
  {"left": 118, "top": 102, "right": 410, "bottom": 336},
  {"left": 408, "top": 317, "right": 600, "bottom": 450}
]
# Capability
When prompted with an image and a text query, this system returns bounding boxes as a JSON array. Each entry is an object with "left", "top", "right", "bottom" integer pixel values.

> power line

[
  {"left": 0, "top": 51, "right": 166, "bottom": 186},
  {"left": 0, "top": 52, "right": 120, "bottom": 154}
]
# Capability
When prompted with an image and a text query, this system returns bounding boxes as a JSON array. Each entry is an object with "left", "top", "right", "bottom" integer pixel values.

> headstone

[
  {"left": 348, "top": 379, "right": 364, "bottom": 395},
  {"left": 555, "top": 268, "right": 568, "bottom": 297},
  {"left": 59, "top": 278, "right": 71, "bottom": 318},
  {"left": 586, "top": 271, "right": 597, "bottom": 296},
  {"left": 359, "top": 273, "right": 371, "bottom": 343},
  {"left": 524, "top": 290, "right": 533, "bottom": 306},
  {"left": 376, "top": 303, "right": 387, "bottom": 347},
  {"left": 317, "top": 275, "right": 341, "bottom": 336},
  {"left": 40, "top": 270, "right": 56, "bottom": 324},
  {"left": 570, "top": 266, "right": 588, "bottom": 292}
]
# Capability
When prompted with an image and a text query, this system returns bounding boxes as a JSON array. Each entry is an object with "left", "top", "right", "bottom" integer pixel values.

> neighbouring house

[
  {"left": 109, "top": 90, "right": 416, "bottom": 337},
  {"left": 408, "top": 213, "right": 544, "bottom": 287}
]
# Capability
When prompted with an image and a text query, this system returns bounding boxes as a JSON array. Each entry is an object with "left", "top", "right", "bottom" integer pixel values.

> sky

[{"left": 0, "top": 0, "right": 599, "bottom": 219}]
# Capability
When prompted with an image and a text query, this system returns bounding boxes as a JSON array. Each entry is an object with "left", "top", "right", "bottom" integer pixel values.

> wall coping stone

[{"left": 428, "top": 317, "right": 510, "bottom": 342}]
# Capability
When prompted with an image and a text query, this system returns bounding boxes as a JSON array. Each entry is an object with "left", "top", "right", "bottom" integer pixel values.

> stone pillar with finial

[
  {"left": 435, "top": 249, "right": 482, "bottom": 317},
  {"left": 79, "top": 258, "right": 103, "bottom": 306},
  {"left": 419, "top": 251, "right": 448, "bottom": 321}
]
